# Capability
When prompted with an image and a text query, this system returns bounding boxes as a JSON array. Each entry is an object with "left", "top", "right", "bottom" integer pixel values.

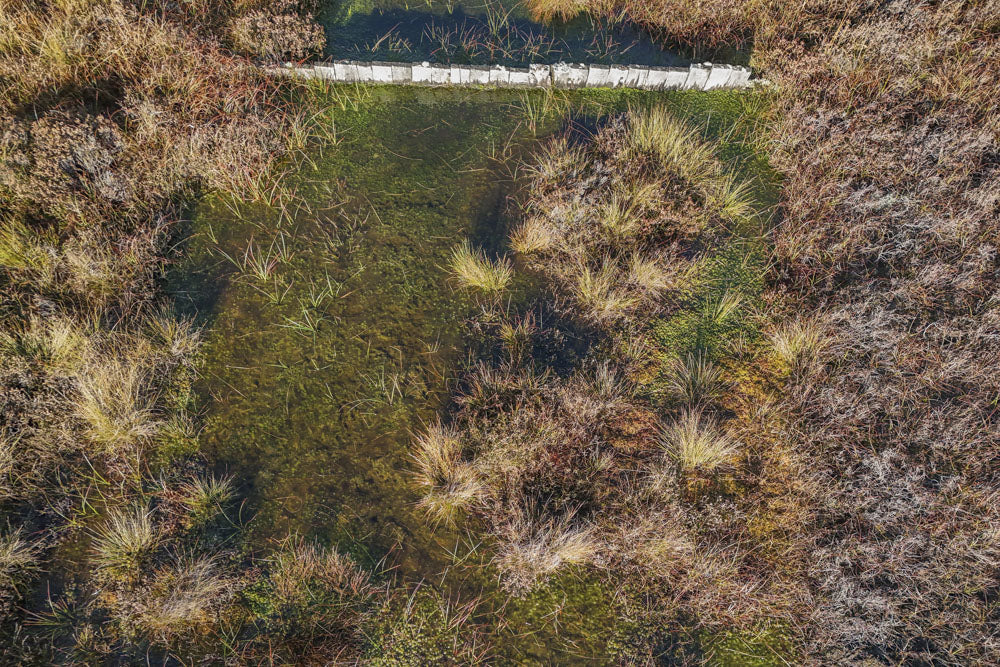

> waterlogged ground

[
  {"left": 318, "top": 0, "right": 711, "bottom": 66},
  {"left": 171, "top": 85, "right": 780, "bottom": 662}
]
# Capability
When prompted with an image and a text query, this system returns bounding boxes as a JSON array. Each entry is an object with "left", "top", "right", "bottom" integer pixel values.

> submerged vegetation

[{"left": 1, "top": 0, "right": 996, "bottom": 664}]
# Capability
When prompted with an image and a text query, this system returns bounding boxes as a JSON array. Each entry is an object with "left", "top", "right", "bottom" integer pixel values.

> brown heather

[
  {"left": 414, "top": 113, "right": 809, "bottom": 645},
  {"left": 554, "top": 0, "right": 1000, "bottom": 662}
]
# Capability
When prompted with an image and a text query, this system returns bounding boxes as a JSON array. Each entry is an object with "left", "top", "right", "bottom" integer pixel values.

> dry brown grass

[
  {"left": 0, "top": 0, "right": 329, "bottom": 655},
  {"left": 412, "top": 422, "right": 483, "bottom": 525},
  {"left": 513, "top": 112, "right": 743, "bottom": 332},
  {"left": 562, "top": 0, "right": 1000, "bottom": 661}
]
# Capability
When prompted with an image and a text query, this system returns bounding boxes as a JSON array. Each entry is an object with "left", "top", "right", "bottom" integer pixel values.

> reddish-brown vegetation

[{"left": 572, "top": 0, "right": 1000, "bottom": 661}]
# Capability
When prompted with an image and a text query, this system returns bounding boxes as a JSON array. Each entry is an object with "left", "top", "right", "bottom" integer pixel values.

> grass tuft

[
  {"left": 91, "top": 505, "right": 159, "bottom": 579},
  {"left": 627, "top": 106, "right": 716, "bottom": 185},
  {"left": 703, "top": 289, "right": 744, "bottom": 327},
  {"left": 627, "top": 252, "right": 675, "bottom": 295},
  {"left": 661, "top": 408, "right": 737, "bottom": 471},
  {"left": 768, "top": 317, "right": 826, "bottom": 375},
  {"left": 0, "top": 529, "right": 40, "bottom": 589},
  {"left": 574, "top": 258, "right": 638, "bottom": 324},
  {"left": 496, "top": 513, "right": 598, "bottom": 592},
  {"left": 180, "top": 474, "right": 234, "bottom": 524},
  {"left": 0, "top": 216, "right": 53, "bottom": 272},
  {"left": 665, "top": 352, "right": 727, "bottom": 405},
  {"left": 412, "top": 422, "right": 482, "bottom": 525},
  {"left": 708, "top": 170, "right": 756, "bottom": 222},
  {"left": 74, "top": 358, "right": 159, "bottom": 452},
  {"left": 525, "top": 0, "right": 587, "bottom": 22},
  {"left": 510, "top": 216, "right": 558, "bottom": 255},
  {"left": 449, "top": 241, "right": 513, "bottom": 294}
]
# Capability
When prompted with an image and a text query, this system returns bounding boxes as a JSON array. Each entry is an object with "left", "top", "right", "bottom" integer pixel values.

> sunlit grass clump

[
  {"left": 74, "top": 358, "right": 159, "bottom": 452},
  {"left": 0, "top": 316, "right": 90, "bottom": 372},
  {"left": 525, "top": 0, "right": 587, "bottom": 22},
  {"left": 527, "top": 134, "right": 586, "bottom": 184},
  {"left": 709, "top": 170, "right": 757, "bottom": 222},
  {"left": 661, "top": 408, "right": 737, "bottom": 471},
  {"left": 627, "top": 252, "right": 675, "bottom": 294},
  {"left": 146, "top": 313, "right": 201, "bottom": 360},
  {"left": 496, "top": 514, "right": 598, "bottom": 592},
  {"left": 180, "top": 474, "right": 234, "bottom": 525},
  {"left": 0, "top": 529, "right": 39, "bottom": 589},
  {"left": 449, "top": 241, "right": 513, "bottom": 294},
  {"left": 574, "top": 259, "right": 639, "bottom": 324},
  {"left": 628, "top": 105, "right": 716, "bottom": 184},
  {"left": 137, "top": 556, "right": 231, "bottom": 638},
  {"left": 769, "top": 317, "right": 826, "bottom": 374},
  {"left": 665, "top": 352, "right": 727, "bottom": 405},
  {"left": 0, "top": 216, "right": 53, "bottom": 273},
  {"left": 412, "top": 422, "right": 482, "bottom": 525},
  {"left": 510, "top": 216, "right": 558, "bottom": 255},
  {"left": 598, "top": 182, "right": 659, "bottom": 239},
  {"left": 92, "top": 506, "right": 159, "bottom": 578}
]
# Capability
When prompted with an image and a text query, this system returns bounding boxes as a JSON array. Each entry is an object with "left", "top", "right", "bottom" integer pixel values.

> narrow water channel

[{"left": 317, "top": 0, "right": 734, "bottom": 67}]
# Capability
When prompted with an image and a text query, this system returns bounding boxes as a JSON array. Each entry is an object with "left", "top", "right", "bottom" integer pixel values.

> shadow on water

[
  {"left": 317, "top": 0, "right": 699, "bottom": 66},
  {"left": 168, "top": 84, "right": 775, "bottom": 662},
  {"left": 171, "top": 88, "right": 547, "bottom": 579}
]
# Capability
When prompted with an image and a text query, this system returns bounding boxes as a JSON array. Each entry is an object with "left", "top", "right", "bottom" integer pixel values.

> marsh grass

[
  {"left": 449, "top": 241, "right": 513, "bottom": 294},
  {"left": 0, "top": 529, "right": 39, "bottom": 589},
  {"left": 496, "top": 514, "right": 599, "bottom": 592},
  {"left": 137, "top": 556, "right": 231, "bottom": 639},
  {"left": 499, "top": 314, "right": 536, "bottom": 362},
  {"left": 412, "top": 422, "right": 482, "bottom": 525},
  {"left": 708, "top": 170, "right": 756, "bottom": 222},
  {"left": 1, "top": 316, "right": 91, "bottom": 373},
  {"left": 0, "top": 216, "right": 54, "bottom": 273},
  {"left": 74, "top": 357, "right": 160, "bottom": 452},
  {"left": 626, "top": 252, "right": 675, "bottom": 295},
  {"left": 180, "top": 475, "right": 234, "bottom": 525},
  {"left": 528, "top": 135, "right": 587, "bottom": 186},
  {"left": 661, "top": 408, "right": 736, "bottom": 471},
  {"left": 525, "top": 0, "right": 587, "bottom": 22},
  {"left": 515, "top": 88, "right": 571, "bottom": 136},
  {"left": 146, "top": 313, "right": 201, "bottom": 361},
  {"left": 510, "top": 216, "right": 558, "bottom": 254},
  {"left": 91, "top": 506, "right": 159, "bottom": 579},
  {"left": 261, "top": 537, "right": 376, "bottom": 649},
  {"left": 573, "top": 259, "right": 638, "bottom": 324},
  {"left": 768, "top": 317, "right": 825, "bottom": 376},
  {"left": 598, "top": 181, "right": 659, "bottom": 239},
  {"left": 702, "top": 289, "right": 744, "bottom": 327},
  {"left": 627, "top": 106, "right": 716, "bottom": 185},
  {"left": 665, "top": 352, "right": 727, "bottom": 405}
]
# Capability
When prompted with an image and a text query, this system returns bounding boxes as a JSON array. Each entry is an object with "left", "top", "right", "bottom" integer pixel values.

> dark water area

[{"left": 317, "top": 0, "right": 698, "bottom": 67}]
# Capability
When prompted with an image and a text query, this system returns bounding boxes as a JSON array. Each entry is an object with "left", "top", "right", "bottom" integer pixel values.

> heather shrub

[
  {"left": 226, "top": 0, "right": 326, "bottom": 61},
  {"left": 565, "top": 0, "right": 1000, "bottom": 662},
  {"left": 0, "top": 0, "right": 333, "bottom": 658}
]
